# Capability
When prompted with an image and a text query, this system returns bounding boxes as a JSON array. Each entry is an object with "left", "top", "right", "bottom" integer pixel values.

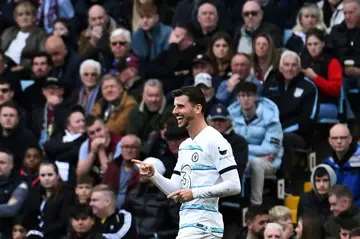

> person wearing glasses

[
  {"left": 323, "top": 123, "right": 360, "bottom": 205},
  {"left": 233, "top": 0, "right": 281, "bottom": 55},
  {"left": 102, "top": 134, "right": 141, "bottom": 209}
]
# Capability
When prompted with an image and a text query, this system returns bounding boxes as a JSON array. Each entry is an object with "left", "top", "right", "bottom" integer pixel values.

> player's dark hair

[
  {"left": 245, "top": 205, "right": 269, "bottom": 222},
  {"left": 172, "top": 86, "right": 206, "bottom": 114},
  {"left": 314, "top": 167, "right": 329, "bottom": 178}
]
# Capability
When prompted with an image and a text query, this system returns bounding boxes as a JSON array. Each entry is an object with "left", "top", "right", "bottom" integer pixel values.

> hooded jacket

[{"left": 297, "top": 164, "right": 337, "bottom": 223}]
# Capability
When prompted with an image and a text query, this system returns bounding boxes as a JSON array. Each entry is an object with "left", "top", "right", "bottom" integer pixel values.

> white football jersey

[{"left": 174, "top": 126, "right": 238, "bottom": 238}]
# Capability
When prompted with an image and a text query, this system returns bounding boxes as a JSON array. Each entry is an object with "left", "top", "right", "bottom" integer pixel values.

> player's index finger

[
  {"left": 168, "top": 190, "right": 180, "bottom": 198},
  {"left": 131, "top": 159, "right": 142, "bottom": 165}
]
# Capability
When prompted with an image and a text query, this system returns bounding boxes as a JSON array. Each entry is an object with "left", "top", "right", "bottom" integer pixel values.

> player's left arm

[{"left": 191, "top": 140, "right": 241, "bottom": 199}]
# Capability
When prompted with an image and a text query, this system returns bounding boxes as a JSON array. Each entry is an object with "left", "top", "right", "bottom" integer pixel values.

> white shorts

[{"left": 176, "top": 227, "right": 222, "bottom": 239}]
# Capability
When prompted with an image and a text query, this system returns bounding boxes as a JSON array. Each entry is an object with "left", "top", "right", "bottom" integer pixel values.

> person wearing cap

[
  {"left": 125, "top": 157, "right": 179, "bottom": 239},
  {"left": 186, "top": 54, "right": 222, "bottom": 90},
  {"left": 228, "top": 81, "right": 283, "bottom": 205},
  {"left": 131, "top": 2, "right": 172, "bottom": 61},
  {"left": 43, "top": 106, "right": 87, "bottom": 188},
  {"left": 194, "top": 72, "right": 218, "bottom": 117},
  {"left": 145, "top": 23, "right": 203, "bottom": 94},
  {"left": 207, "top": 103, "right": 248, "bottom": 235},
  {"left": 127, "top": 79, "right": 173, "bottom": 143},
  {"left": 216, "top": 53, "right": 262, "bottom": 106},
  {"left": 92, "top": 74, "right": 137, "bottom": 135},
  {"left": 30, "top": 77, "right": 70, "bottom": 148}
]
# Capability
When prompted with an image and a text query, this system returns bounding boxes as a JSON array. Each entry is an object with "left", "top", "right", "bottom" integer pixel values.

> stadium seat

[
  {"left": 303, "top": 182, "right": 312, "bottom": 193},
  {"left": 285, "top": 196, "right": 300, "bottom": 210}
]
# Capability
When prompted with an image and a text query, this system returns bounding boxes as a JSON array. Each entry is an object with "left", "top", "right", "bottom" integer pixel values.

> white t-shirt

[
  {"left": 5, "top": 31, "right": 30, "bottom": 64},
  {"left": 174, "top": 126, "right": 237, "bottom": 238}
]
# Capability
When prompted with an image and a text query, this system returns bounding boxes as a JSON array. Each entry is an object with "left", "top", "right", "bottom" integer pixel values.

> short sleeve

[
  {"left": 79, "top": 140, "right": 89, "bottom": 161},
  {"left": 212, "top": 138, "right": 238, "bottom": 175}
]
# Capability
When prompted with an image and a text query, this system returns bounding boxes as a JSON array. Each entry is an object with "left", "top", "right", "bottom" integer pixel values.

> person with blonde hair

[{"left": 269, "top": 206, "right": 294, "bottom": 239}]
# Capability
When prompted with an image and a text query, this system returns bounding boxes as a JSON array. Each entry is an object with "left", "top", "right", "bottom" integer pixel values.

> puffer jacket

[{"left": 228, "top": 97, "right": 283, "bottom": 167}]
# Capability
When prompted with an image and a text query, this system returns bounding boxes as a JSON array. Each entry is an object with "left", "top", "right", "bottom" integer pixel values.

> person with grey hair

[
  {"left": 0, "top": 149, "right": 29, "bottom": 238},
  {"left": 263, "top": 50, "right": 319, "bottom": 182},
  {"left": 124, "top": 157, "right": 179, "bottom": 239},
  {"left": 127, "top": 79, "right": 173, "bottom": 143},
  {"left": 74, "top": 60, "right": 102, "bottom": 115},
  {"left": 264, "top": 223, "right": 284, "bottom": 239},
  {"left": 78, "top": 4, "right": 118, "bottom": 56}
]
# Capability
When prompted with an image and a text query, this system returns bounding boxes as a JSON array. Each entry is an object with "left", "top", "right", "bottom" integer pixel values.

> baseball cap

[
  {"left": 116, "top": 54, "right": 139, "bottom": 72},
  {"left": 194, "top": 73, "right": 212, "bottom": 88},
  {"left": 207, "top": 103, "right": 230, "bottom": 120},
  {"left": 164, "top": 124, "right": 189, "bottom": 140},
  {"left": 192, "top": 54, "right": 213, "bottom": 66},
  {"left": 43, "top": 77, "right": 64, "bottom": 88}
]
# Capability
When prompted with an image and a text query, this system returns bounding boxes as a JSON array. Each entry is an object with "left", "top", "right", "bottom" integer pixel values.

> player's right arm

[{"left": 132, "top": 159, "right": 181, "bottom": 196}]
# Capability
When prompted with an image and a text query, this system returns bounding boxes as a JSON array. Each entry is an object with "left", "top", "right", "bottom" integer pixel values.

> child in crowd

[
  {"left": 12, "top": 216, "right": 28, "bottom": 239},
  {"left": 20, "top": 146, "right": 44, "bottom": 188},
  {"left": 75, "top": 175, "right": 95, "bottom": 204}
]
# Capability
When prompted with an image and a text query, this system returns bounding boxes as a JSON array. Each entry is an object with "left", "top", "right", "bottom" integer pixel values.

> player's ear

[{"left": 195, "top": 104, "right": 202, "bottom": 114}]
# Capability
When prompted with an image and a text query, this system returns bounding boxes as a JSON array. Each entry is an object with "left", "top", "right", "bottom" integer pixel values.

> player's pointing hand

[
  {"left": 132, "top": 159, "right": 155, "bottom": 177},
  {"left": 168, "top": 189, "right": 194, "bottom": 203}
]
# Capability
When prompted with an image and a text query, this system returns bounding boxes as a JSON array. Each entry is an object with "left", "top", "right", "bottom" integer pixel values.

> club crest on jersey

[{"left": 191, "top": 152, "right": 199, "bottom": 162}]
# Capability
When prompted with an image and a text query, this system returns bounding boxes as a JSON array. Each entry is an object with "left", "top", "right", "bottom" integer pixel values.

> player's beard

[{"left": 178, "top": 116, "right": 189, "bottom": 128}]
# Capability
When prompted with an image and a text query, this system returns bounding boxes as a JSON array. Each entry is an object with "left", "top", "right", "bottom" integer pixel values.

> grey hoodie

[{"left": 311, "top": 164, "right": 337, "bottom": 196}]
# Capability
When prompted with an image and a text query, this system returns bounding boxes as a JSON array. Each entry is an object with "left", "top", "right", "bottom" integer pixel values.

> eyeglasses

[
  {"left": 111, "top": 41, "right": 127, "bottom": 47},
  {"left": 121, "top": 145, "right": 140, "bottom": 150},
  {"left": 83, "top": 72, "right": 98, "bottom": 77},
  {"left": 330, "top": 136, "right": 349, "bottom": 141},
  {"left": 0, "top": 88, "right": 10, "bottom": 93},
  {"left": 243, "top": 11, "right": 259, "bottom": 17}
]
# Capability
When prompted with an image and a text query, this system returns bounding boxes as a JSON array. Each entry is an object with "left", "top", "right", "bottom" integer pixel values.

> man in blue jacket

[
  {"left": 228, "top": 81, "right": 283, "bottom": 205},
  {"left": 324, "top": 123, "right": 360, "bottom": 206}
]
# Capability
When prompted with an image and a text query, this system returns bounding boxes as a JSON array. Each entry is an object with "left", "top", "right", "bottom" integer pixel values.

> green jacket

[
  {"left": 324, "top": 205, "right": 360, "bottom": 239},
  {"left": 127, "top": 97, "right": 172, "bottom": 142}
]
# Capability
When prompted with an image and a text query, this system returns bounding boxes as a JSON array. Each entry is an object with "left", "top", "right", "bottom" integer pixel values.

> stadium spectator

[
  {"left": 30, "top": 77, "right": 69, "bottom": 147},
  {"left": 78, "top": 5, "right": 117, "bottom": 57},
  {"left": 285, "top": 4, "right": 327, "bottom": 55},
  {"left": 20, "top": 146, "right": 43, "bottom": 189},
  {"left": 44, "top": 106, "right": 87, "bottom": 187},
  {"left": 73, "top": 60, "right": 102, "bottom": 116},
  {"left": 207, "top": 32, "right": 234, "bottom": 79},
  {"left": 234, "top": 0, "right": 282, "bottom": 54},
  {"left": 92, "top": 74, "right": 137, "bottom": 135},
  {"left": 323, "top": 123, "right": 360, "bottom": 205},
  {"left": 237, "top": 205, "right": 269, "bottom": 239},
  {"left": 216, "top": 53, "right": 262, "bottom": 106},
  {"left": 22, "top": 53, "right": 53, "bottom": 112},
  {"left": 52, "top": 18, "right": 77, "bottom": 52},
  {"left": 228, "top": 81, "right": 283, "bottom": 206},
  {"left": 125, "top": 157, "right": 179, "bottom": 239},
  {"left": 0, "top": 150, "right": 28, "bottom": 239},
  {"left": 45, "top": 35, "right": 83, "bottom": 88},
  {"left": 131, "top": 2, "right": 172, "bottom": 61},
  {"left": 1, "top": 1, "right": 47, "bottom": 70},
  {"left": 63, "top": 204, "right": 105, "bottom": 239},
  {"left": 295, "top": 214, "right": 325, "bottom": 239},
  {"left": 251, "top": 33, "right": 279, "bottom": 83},
  {"left": 127, "top": 79, "right": 172, "bottom": 143},
  {"left": 12, "top": 216, "right": 28, "bottom": 239},
  {"left": 77, "top": 116, "right": 122, "bottom": 181},
  {"left": 89, "top": 184, "right": 138, "bottom": 238},
  {"left": 350, "top": 227, "right": 360, "bottom": 238},
  {"left": 24, "top": 161, "right": 74, "bottom": 239},
  {"left": 264, "top": 223, "right": 284, "bottom": 239},
  {"left": 317, "top": 0, "right": 344, "bottom": 31},
  {"left": 75, "top": 175, "right": 95, "bottom": 204},
  {"left": 145, "top": 23, "right": 203, "bottom": 94},
  {"left": 269, "top": 206, "right": 294, "bottom": 239},
  {"left": 338, "top": 217, "right": 360, "bottom": 239},
  {"left": 324, "top": 185, "right": 360, "bottom": 239},
  {"left": 297, "top": 164, "right": 337, "bottom": 223},
  {"left": 102, "top": 134, "right": 140, "bottom": 209},
  {"left": 301, "top": 28, "right": 342, "bottom": 121},
  {"left": 264, "top": 50, "right": 318, "bottom": 179},
  {"left": 194, "top": 73, "right": 219, "bottom": 117},
  {"left": 0, "top": 101, "right": 37, "bottom": 172},
  {"left": 36, "top": 0, "right": 74, "bottom": 34}
]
